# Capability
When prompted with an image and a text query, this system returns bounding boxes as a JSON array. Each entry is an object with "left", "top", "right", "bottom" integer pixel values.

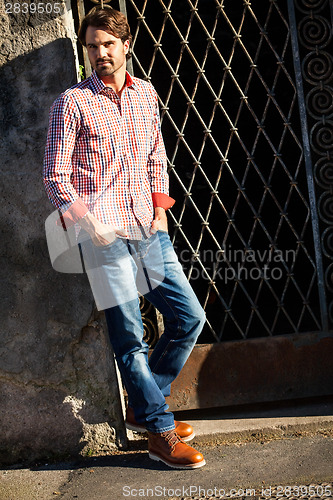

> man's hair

[{"left": 78, "top": 5, "right": 132, "bottom": 60}]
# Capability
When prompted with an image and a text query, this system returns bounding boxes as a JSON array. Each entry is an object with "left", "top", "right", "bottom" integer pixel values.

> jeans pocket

[{"left": 93, "top": 238, "right": 118, "bottom": 250}]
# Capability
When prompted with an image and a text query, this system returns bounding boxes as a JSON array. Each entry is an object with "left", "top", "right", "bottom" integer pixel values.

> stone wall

[{"left": 0, "top": 1, "right": 126, "bottom": 465}]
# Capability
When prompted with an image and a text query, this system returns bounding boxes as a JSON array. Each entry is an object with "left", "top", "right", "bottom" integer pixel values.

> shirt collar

[
  {"left": 125, "top": 71, "right": 135, "bottom": 88},
  {"left": 90, "top": 70, "right": 136, "bottom": 94}
]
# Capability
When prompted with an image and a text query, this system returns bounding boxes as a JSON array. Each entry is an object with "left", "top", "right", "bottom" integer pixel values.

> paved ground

[{"left": 0, "top": 397, "right": 332, "bottom": 500}]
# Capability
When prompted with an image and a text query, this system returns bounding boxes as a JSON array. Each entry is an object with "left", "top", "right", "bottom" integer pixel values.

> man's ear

[{"left": 124, "top": 39, "right": 130, "bottom": 54}]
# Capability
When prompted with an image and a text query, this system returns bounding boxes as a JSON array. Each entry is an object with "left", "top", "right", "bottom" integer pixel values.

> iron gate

[{"left": 76, "top": 0, "right": 333, "bottom": 409}]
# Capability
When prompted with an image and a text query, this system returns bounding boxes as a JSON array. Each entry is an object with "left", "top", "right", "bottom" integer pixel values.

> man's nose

[{"left": 97, "top": 45, "right": 108, "bottom": 58}]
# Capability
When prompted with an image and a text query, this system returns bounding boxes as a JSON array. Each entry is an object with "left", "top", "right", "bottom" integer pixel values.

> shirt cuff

[
  {"left": 56, "top": 198, "right": 89, "bottom": 229},
  {"left": 152, "top": 192, "right": 175, "bottom": 210}
]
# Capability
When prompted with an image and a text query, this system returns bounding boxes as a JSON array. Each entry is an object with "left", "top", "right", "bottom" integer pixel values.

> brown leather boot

[
  {"left": 125, "top": 407, "right": 195, "bottom": 442},
  {"left": 148, "top": 429, "right": 205, "bottom": 469}
]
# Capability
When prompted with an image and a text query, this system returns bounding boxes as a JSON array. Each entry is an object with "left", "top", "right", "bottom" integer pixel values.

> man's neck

[{"left": 101, "top": 69, "right": 127, "bottom": 95}]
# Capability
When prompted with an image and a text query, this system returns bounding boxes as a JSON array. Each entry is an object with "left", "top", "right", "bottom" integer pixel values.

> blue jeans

[{"left": 81, "top": 230, "right": 205, "bottom": 433}]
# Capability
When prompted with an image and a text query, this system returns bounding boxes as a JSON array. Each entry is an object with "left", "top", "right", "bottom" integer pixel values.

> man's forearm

[{"left": 151, "top": 207, "right": 168, "bottom": 233}]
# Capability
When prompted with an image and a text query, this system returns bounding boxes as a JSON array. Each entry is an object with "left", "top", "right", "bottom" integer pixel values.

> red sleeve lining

[{"left": 152, "top": 192, "right": 175, "bottom": 210}]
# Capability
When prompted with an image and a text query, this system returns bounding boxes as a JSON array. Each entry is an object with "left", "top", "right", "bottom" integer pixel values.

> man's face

[{"left": 85, "top": 25, "right": 130, "bottom": 78}]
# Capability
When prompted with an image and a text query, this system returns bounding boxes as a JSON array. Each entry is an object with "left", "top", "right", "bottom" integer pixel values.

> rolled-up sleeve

[
  {"left": 43, "top": 95, "right": 89, "bottom": 224},
  {"left": 148, "top": 93, "right": 175, "bottom": 210}
]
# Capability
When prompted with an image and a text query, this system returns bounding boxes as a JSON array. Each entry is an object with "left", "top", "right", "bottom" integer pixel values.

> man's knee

[
  {"left": 184, "top": 304, "right": 206, "bottom": 336},
  {"left": 194, "top": 306, "right": 206, "bottom": 328}
]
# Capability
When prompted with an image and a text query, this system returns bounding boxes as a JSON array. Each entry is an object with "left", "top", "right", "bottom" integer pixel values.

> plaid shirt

[{"left": 43, "top": 71, "right": 174, "bottom": 239}]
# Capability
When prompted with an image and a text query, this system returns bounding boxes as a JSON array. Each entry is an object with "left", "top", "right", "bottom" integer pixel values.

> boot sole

[
  {"left": 181, "top": 431, "right": 195, "bottom": 442},
  {"left": 125, "top": 422, "right": 146, "bottom": 433},
  {"left": 149, "top": 453, "right": 206, "bottom": 469},
  {"left": 125, "top": 423, "right": 195, "bottom": 442}
]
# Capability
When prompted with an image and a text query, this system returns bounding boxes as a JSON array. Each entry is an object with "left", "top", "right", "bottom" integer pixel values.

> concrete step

[{"left": 171, "top": 396, "right": 333, "bottom": 445}]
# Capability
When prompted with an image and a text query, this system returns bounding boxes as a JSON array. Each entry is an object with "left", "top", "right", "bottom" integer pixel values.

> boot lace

[{"left": 162, "top": 430, "right": 184, "bottom": 451}]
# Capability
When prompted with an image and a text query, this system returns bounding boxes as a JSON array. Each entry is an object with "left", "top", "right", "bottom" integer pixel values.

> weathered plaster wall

[{"left": 0, "top": 1, "right": 126, "bottom": 465}]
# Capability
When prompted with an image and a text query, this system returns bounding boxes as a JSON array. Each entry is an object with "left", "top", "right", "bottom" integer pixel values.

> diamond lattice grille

[{"left": 125, "top": 0, "right": 322, "bottom": 342}]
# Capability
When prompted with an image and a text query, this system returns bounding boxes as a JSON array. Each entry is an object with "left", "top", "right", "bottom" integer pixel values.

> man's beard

[{"left": 94, "top": 59, "right": 124, "bottom": 77}]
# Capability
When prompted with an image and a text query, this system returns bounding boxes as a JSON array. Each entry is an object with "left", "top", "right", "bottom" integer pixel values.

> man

[{"left": 43, "top": 6, "right": 206, "bottom": 469}]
